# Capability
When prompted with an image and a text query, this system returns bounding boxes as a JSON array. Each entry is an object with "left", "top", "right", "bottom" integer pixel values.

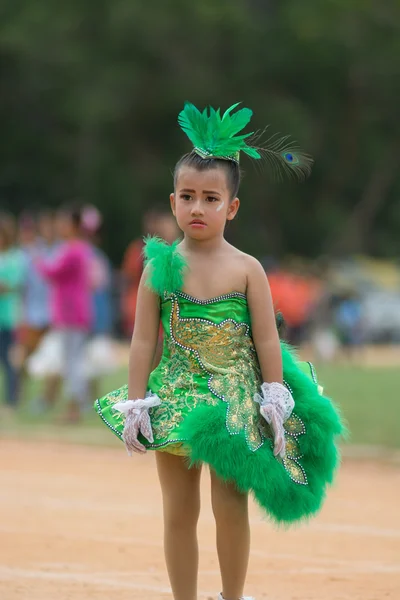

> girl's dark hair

[
  {"left": 38, "top": 208, "right": 55, "bottom": 221},
  {"left": 173, "top": 151, "right": 241, "bottom": 200},
  {"left": 59, "top": 203, "right": 83, "bottom": 229},
  {"left": 0, "top": 221, "right": 12, "bottom": 248}
]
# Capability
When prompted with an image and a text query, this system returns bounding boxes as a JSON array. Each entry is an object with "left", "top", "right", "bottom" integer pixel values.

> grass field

[
  {"left": 1, "top": 363, "right": 400, "bottom": 450},
  {"left": 316, "top": 364, "right": 400, "bottom": 448}
]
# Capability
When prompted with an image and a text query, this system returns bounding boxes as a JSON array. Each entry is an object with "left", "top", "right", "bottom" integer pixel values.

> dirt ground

[{"left": 0, "top": 440, "right": 399, "bottom": 600}]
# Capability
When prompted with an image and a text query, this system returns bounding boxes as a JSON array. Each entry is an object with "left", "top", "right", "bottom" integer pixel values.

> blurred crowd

[
  {"left": 0, "top": 205, "right": 179, "bottom": 422},
  {"left": 1, "top": 204, "right": 375, "bottom": 422}
]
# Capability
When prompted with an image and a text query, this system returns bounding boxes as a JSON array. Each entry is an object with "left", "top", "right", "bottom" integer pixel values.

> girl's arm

[
  {"left": 0, "top": 252, "right": 26, "bottom": 293},
  {"left": 246, "top": 256, "right": 282, "bottom": 383},
  {"left": 36, "top": 246, "right": 77, "bottom": 281},
  {"left": 128, "top": 264, "right": 160, "bottom": 400}
]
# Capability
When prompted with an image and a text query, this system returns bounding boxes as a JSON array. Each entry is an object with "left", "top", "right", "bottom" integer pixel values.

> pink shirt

[{"left": 37, "top": 240, "right": 93, "bottom": 330}]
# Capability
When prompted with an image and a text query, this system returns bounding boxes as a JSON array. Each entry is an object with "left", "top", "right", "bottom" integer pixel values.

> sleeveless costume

[{"left": 95, "top": 237, "right": 343, "bottom": 525}]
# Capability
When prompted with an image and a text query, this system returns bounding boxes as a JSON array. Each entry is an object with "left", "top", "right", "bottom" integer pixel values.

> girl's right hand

[{"left": 113, "top": 395, "right": 161, "bottom": 455}]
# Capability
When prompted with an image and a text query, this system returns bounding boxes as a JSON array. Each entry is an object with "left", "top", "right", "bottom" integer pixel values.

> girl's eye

[
  {"left": 180, "top": 194, "right": 192, "bottom": 201},
  {"left": 206, "top": 196, "right": 219, "bottom": 203}
]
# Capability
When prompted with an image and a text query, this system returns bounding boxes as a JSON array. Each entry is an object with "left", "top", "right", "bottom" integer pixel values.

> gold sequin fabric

[
  {"left": 166, "top": 293, "right": 264, "bottom": 451},
  {"left": 148, "top": 293, "right": 307, "bottom": 477},
  {"left": 96, "top": 292, "right": 308, "bottom": 484}
]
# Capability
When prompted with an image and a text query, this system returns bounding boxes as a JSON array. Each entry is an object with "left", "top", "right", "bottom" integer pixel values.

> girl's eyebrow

[
  {"left": 203, "top": 190, "right": 221, "bottom": 196},
  {"left": 179, "top": 188, "right": 221, "bottom": 196}
]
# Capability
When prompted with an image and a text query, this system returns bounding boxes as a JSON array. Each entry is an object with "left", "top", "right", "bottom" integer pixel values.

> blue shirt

[
  {"left": 0, "top": 247, "right": 26, "bottom": 329},
  {"left": 23, "top": 241, "right": 59, "bottom": 328},
  {"left": 91, "top": 246, "right": 114, "bottom": 335}
]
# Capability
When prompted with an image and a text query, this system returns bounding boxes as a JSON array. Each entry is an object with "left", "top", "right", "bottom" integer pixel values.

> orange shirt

[{"left": 120, "top": 239, "right": 144, "bottom": 336}]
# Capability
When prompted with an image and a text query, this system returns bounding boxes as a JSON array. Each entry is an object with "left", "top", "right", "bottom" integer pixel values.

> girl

[
  {"left": 0, "top": 221, "right": 25, "bottom": 413},
  {"left": 37, "top": 206, "right": 93, "bottom": 422},
  {"left": 95, "top": 103, "right": 343, "bottom": 600}
]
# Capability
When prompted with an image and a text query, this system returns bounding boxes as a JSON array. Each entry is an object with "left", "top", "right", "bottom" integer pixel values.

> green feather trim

[
  {"left": 178, "top": 102, "right": 260, "bottom": 162},
  {"left": 177, "top": 102, "right": 313, "bottom": 180},
  {"left": 176, "top": 342, "right": 345, "bottom": 525},
  {"left": 143, "top": 236, "right": 188, "bottom": 296}
]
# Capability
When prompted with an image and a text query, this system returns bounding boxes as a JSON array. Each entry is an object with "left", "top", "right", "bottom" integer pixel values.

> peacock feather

[
  {"left": 177, "top": 102, "right": 313, "bottom": 180},
  {"left": 247, "top": 128, "right": 314, "bottom": 181}
]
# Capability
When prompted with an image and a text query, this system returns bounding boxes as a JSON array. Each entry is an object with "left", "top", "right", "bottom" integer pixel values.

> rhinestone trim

[
  {"left": 282, "top": 413, "right": 308, "bottom": 485},
  {"left": 95, "top": 398, "right": 189, "bottom": 450},
  {"left": 97, "top": 293, "right": 309, "bottom": 485},
  {"left": 193, "top": 147, "right": 240, "bottom": 164},
  {"left": 94, "top": 398, "right": 123, "bottom": 440},
  {"left": 283, "top": 379, "right": 293, "bottom": 394},
  {"left": 176, "top": 290, "right": 247, "bottom": 305},
  {"left": 168, "top": 293, "right": 264, "bottom": 452},
  {"left": 147, "top": 438, "right": 188, "bottom": 449},
  {"left": 283, "top": 455, "right": 308, "bottom": 485},
  {"left": 307, "top": 361, "right": 318, "bottom": 385}
]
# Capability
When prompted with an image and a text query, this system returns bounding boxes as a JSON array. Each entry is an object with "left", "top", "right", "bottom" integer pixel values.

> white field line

[
  {"left": 0, "top": 562, "right": 399, "bottom": 596},
  {"left": 0, "top": 526, "right": 399, "bottom": 572},
  {"left": 0, "top": 565, "right": 174, "bottom": 594},
  {"left": 32, "top": 564, "right": 400, "bottom": 576},
  {"left": 309, "top": 522, "right": 400, "bottom": 538},
  {"left": 1, "top": 493, "right": 399, "bottom": 539}
]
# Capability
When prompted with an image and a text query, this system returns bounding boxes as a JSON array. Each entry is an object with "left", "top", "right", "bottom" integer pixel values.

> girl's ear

[
  {"left": 226, "top": 197, "right": 240, "bottom": 221},
  {"left": 170, "top": 193, "right": 176, "bottom": 216}
]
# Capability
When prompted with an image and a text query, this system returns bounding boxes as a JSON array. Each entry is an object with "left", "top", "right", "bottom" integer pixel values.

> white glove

[
  {"left": 254, "top": 382, "right": 294, "bottom": 459},
  {"left": 113, "top": 393, "right": 161, "bottom": 455}
]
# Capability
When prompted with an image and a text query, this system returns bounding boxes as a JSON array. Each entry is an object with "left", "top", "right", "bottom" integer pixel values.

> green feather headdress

[{"left": 178, "top": 102, "right": 313, "bottom": 181}]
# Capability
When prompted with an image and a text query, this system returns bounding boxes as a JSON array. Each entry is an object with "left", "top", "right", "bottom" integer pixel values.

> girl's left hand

[{"left": 254, "top": 382, "right": 294, "bottom": 458}]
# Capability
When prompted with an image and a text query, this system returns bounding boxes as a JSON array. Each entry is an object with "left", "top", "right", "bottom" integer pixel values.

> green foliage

[{"left": 0, "top": 0, "right": 399, "bottom": 261}]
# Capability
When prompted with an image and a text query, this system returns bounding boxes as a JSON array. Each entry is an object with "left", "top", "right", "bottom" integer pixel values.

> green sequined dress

[{"left": 95, "top": 238, "right": 343, "bottom": 524}]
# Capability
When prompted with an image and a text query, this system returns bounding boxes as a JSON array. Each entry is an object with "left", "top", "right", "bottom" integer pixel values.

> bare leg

[
  {"left": 42, "top": 374, "right": 61, "bottom": 407},
  {"left": 211, "top": 470, "right": 250, "bottom": 600},
  {"left": 59, "top": 329, "right": 88, "bottom": 422},
  {"left": 156, "top": 452, "right": 202, "bottom": 600}
]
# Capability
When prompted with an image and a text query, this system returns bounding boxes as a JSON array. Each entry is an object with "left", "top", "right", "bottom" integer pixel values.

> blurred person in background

[
  {"left": 81, "top": 205, "right": 118, "bottom": 400},
  {"left": 308, "top": 259, "right": 340, "bottom": 363},
  {"left": 17, "top": 211, "right": 37, "bottom": 252},
  {"left": 268, "top": 265, "right": 320, "bottom": 347},
  {"left": 0, "top": 221, "right": 26, "bottom": 415},
  {"left": 334, "top": 290, "right": 364, "bottom": 361},
  {"left": 20, "top": 210, "right": 62, "bottom": 411},
  {"left": 121, "top": 207, "right": 179, "bottom": 337},
  {"left": 20, "top": 211, "right": 59, "bottom": 363},
  {"left": 0, "top": 212, "right": 18, "bottom": 247},
  {"left": 82, "top": 205, "right": 114, "bottom": 338},
  {"left": 36, "top": 205, "right": 93, "bottom": 422},
  {"left": 156, "top": 209, "right": 181, "bottom": 245}
]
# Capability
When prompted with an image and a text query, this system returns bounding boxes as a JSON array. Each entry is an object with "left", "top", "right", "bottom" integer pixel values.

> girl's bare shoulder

[{"left": 224, "top": 244, "right": 264, "bottom": 273}]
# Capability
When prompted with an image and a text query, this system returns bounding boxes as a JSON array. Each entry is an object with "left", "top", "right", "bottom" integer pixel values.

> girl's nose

[{"left": 191, "top": 199, "right": 204, "bottom": 215}]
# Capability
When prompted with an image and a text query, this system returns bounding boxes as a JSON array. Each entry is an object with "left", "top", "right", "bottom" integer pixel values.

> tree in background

[{"left": 0, "top": 0, "right": 399, "bottom": 261}]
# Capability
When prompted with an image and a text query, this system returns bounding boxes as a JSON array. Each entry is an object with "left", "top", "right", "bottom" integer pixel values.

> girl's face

[
  {"left": 156, "top": 214, "right": 180, "bottom": 244},
  {"left": 18, "top": 222, "right": 36, "bottom": 247},
  {"left": 0, "top": 230, "right": 7, "bottom": 251},
  {"left": 56, "top": 212, "right": 74, "bottom": 240},
  {"left": 38, "top": 214, "right": 55, "bottom": 243},
  {"left": 170, "top": 166, "right": 239, "bottom": 240}
]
